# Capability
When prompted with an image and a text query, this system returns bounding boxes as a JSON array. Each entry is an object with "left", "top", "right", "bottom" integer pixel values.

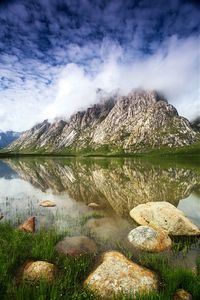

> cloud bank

[{"left": 45, "top": 36, "right": 200, "bottom": 122}]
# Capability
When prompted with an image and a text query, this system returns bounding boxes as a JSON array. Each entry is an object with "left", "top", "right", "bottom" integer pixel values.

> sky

[{"left": 0, "top": 0, "right": 199, "bottom": 131}]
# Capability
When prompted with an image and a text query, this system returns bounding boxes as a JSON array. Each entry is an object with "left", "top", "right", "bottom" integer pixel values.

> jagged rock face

[
  {"left": 8, "top": 90, "right": 197, "bottom": 153},
  {"left": 10, "top": 120, "right": 51, "bottom": 150},
  {"left": 5, "top": 158, "right": 199, "bottom": 217},
  {"left": 92, "top": 91, "right": 196, "bottom": 151}
]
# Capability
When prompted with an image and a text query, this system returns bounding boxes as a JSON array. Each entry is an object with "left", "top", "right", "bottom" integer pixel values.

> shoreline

[{"left": 0, "top": 146, "right": 200, "bottom": 159}]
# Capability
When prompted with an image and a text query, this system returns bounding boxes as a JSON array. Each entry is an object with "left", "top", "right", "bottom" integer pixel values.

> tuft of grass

[
  {"left": 138, "top": 253, "right": 200, "bottom": 299},
  {"left": 171, "top": 236, "right": 200, "bottom": 254}
]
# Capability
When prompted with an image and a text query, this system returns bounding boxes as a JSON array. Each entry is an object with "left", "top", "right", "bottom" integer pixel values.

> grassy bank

[
  {"left": 1, "top": 139, "right": 200, "bottom": 159},
  {"left": 0, "top": 223, "right": 200, "bottom": 299}
]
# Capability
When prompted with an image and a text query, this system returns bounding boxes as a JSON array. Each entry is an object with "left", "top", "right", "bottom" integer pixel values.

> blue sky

[{"left": 0, "top": 0, "right": 199, "bottom": 131}]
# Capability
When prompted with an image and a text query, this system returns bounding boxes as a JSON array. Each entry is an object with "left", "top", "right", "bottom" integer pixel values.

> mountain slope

[
  {"left": 8, "top": 90, "right": 197, "bottom": 154},
  {"left": 0, "top": 131, "right": 21, "bottom": 149}
]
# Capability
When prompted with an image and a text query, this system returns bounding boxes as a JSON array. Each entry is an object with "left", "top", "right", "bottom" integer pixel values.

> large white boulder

[
  {"left": 84, "top": 251, "right": 158, "bottom": 298},
  {"left": 130, "top": 202, "right": 200, "bottom": 236}
]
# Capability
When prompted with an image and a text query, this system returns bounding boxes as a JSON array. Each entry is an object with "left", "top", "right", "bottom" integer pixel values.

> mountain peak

[
  {"left": 8, "top": 89, "right": 197, "bottom": 153},
  {"left": 126, "top": 89, "right": 167, "bottom": 103}
]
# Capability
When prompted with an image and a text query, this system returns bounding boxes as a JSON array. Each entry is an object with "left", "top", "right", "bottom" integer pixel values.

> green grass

[
  {"left": 1, "top": 137, "right": 200, "bottom": 159},
  {"left": 0, "top": 223, "right": 200, "bottom": 299},
  {"left": 171, "top": 236, "right": 200, "bottom": 253},
  {"left": 137, "top": 253, "right": 200, "bottom": 300},
  {"left": 0, "top": 223, "right": 97, "bottom": 300}
]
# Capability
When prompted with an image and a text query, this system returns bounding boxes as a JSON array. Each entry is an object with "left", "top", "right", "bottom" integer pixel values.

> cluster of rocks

[
  {"left": 127, "top": 201, "right": 200, "bottom": 253},
  {"left": 123, "top": 201, "right": 199, "bottom": 299},
  {"left": 16, "top": 231, "right": 160, "bottom": 298},
  {"left": 130, "top": 201, "right": 200, "bottom": 236},
  {"left": 15, "top": 200, "right": 198, "bottom": 298}
]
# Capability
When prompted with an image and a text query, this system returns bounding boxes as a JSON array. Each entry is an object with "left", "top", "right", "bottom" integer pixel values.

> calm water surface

[{"left": 0, "top": 157, "right": 200, "bottom": 270}]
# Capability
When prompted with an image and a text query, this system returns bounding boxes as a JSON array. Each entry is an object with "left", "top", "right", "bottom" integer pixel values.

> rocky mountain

[
  {"left": 0, "top": 131, "right": 21, "bottom": 149},
  {"left": 8, "top": 90, "right": 198, "bottom": 154}
]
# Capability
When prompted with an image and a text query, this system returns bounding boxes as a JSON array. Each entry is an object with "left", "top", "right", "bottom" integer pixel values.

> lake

[{"left": 0, "top": 156, "right": 200, "bottom": 271}]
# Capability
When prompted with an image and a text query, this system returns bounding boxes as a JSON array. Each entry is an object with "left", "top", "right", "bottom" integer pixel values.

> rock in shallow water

[
  {"left": 88, "top": 202, "right": 101, "bottom": 209},
  {"left": 39, "top": 200, "right": 56, "bottom": 207},
  {"left": 84, "top": 217, "right": 130, "bottom": 241},
  {"left": 18, "top": 217, "right": 35, "bottom": 233},
  {"left": 130, "top": 202, "right": 200, "bottom": 236},
  {"left": 128, "top": 226, "right": 172, "bottom": 252},
  {"left": 19, "top": 261, "right": 57, "bottom": 283},
  {"left": 55, "top": 235, "right": 97, "bottom": 256},
  {"left": 84, "top": 251, "right": 159, "bottom": 298}
]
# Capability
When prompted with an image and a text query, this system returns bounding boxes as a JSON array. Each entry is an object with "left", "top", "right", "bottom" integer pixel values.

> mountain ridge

[{"left": 8, "top": 89, "right": 198, "bottom": 154}]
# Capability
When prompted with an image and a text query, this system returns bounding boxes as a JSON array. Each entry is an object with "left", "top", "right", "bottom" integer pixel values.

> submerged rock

[
  {"left": 18, "top": 217, "right": 35, "bottom": 233},
  {"left": 88, "top": 202, "right": 101, "bottom": 209},
  {"left": 84, "top": 217, "right": 130, "bottom": 241},
  {"left": 173, "top": 289, "right": 193, "bottom": 300},
  {"left": 55, "top": 235, "right": 97, "bottom": 256},
  {"left": 128, "top": 226, "right": 172, "bottom": 252},
  {"left": 19, "top": 260, "right": 57, "bottom": 283},
  {"left": 130, "top": 202, "right": 200, "bottom": 236},
  {"left": 39, "top": 200, "right": 56, "bottom": 207},
  {"left": 84, "top": 251, "right": 158, "bottom": 298}
]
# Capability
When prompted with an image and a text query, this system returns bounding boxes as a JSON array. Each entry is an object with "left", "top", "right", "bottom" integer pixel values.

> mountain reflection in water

[{"left": 0, "top": 157, "right": 200, "bottom": 260}]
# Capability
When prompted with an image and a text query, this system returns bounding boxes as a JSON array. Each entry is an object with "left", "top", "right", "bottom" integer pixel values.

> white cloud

[
  {"left": 44, "top": 35, "right": 200, "bottom": 122},
  {"left": 0, "top": 35, "right": 199, "bottom": 131}
]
